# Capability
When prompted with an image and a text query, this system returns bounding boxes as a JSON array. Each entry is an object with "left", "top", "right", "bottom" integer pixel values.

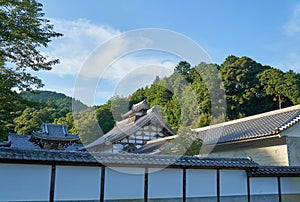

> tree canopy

[{"left": 0, "top": 0, "right": 62, "bottom": 139}]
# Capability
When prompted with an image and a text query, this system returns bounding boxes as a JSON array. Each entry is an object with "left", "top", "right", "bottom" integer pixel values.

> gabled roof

[
  {"left": 84, "top": 106, "right": 177, "bottom": 149},
  {"left": 193, "top": 105, "right": 300, "bottom": 144},
  {"left": 135, "top": 135, "right": 178, "bottom": 154},
  {"left": 32, "top": 123, "right": 79, "bottom": 141},
  {"left": 121, "top": 99, "right": 150, "bottom": 118},
  {"left": 0, "top": 147, "right": 259, "bottom": 169}
]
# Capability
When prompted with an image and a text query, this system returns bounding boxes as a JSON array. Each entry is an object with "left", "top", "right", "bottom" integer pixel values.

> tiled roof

[
  {"left": 65, "top": 144, "right": 84, "bottom": 151},
  {"left": 248, "top": 166, "right": 300, "bottom": 177},
  {"left": 135, "top": 135, "right": 178, "bottom": 154},
  {"left": 193, "top": 105, "right": 300, "bottom": 144},
  {"left": 121, "top": 99, "right": 150, "bottom": 119},
  {"left": 32, "top": 123, "right": 79, "bottom": 141},
  {"left": 0, "top": 147, "right": 259, "bottom": 169},
  {"left": 84, "top": 107, "right": 177, "bottom": 149},
  {"left": 8, "top": 134, "right": 40, "bottom": 150},
  {"left": 0, "top": 134, "right": 82, "bottom": 151}
]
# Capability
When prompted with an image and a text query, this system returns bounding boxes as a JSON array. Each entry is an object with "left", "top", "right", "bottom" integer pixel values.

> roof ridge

[{"left": 193, "top": 104, "right": 300, "bottom": 132}]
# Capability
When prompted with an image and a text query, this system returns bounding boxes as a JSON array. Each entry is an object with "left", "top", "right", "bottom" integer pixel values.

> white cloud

[
  {"left": 284, "top": 5, "right": 300, "bottom": 36},
  {"left": 46, "top": 19, "right": 179, "bottom": 79},
  {"left": 43, "top": 19, "right": 182, "bottom": 105},
  {"left": 45, "top": 18, "right": 121, "bottom": 76}
]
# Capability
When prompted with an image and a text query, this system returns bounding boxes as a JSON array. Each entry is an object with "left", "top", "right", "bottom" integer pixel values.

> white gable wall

[{"left": 281, "top": 121, "right": 300, "bottom": 137}]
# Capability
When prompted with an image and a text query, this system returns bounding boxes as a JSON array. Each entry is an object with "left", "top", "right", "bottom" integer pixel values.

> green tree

[
  {"left": 174, "top": 61, "right": 191, "bottom": 76},
  {"left": 0, "top": 0, "right": 62, "bottom": 137},
  {"left": 165, "top": 95, "right": 181, "bottom": 131},
  {"left": 258, "top": 69, "right": 299, "bottom": 109},
  {"left": 95, "top": 101, "right": 114, "bottom": 134},
  {"left": 14, "top": 107, "right": 54, "bottom": 134},
  {"left": 54, "top": 112, "right": 77, "bottom": 134},
  {"left": 1, "top": 0, "right": 62, "bottom": 77},
  {"left": 220, "top": 56, "right": 270, "bottom": 119},
  {"left": 73, "top": 108, "right": 102, "bottom": 144},
  {"left": 162, "top": 127, "right": 202, "bottom": 156}
]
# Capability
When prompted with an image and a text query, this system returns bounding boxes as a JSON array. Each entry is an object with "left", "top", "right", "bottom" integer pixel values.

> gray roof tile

[
  {"left": 32, "top": 123, "right": 79, "bottom": 141},
  {"left": 121, "top": 99, "right": 150, "bottom": 118},
  {"left": 249, "top": 166, "right": 300, "bottom": 177},
  {"left": 193, "top": 105, "right": 300, "bottom": 144},
  {"left": 8, "top": 134, "right": 40, "bottom": 150},
  {"left": 0, "top": 147, "right": 259, "bottom": 168}
]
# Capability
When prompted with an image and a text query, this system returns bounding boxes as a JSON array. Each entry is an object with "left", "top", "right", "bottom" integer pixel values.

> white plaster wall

[
  {"left": 186, "top": 169, "right": 216, "bottom": 197},
  {"left": 281, "top": 121, "right": 300, "bottom": 137},
  {"left": 250, "top": 177, "right": 278, "bottom": 195},
  {"left": 208, "top": 145, "right": 289, "bottom": 166},
  {"left": 148, "top": 168, "right": 182, "bottom": 199},
  {"left": 220, "top": 170, "right": 247, "bottom": 196},
  {"left": 0, "top": 163, "right": 51, "bottom": 201},
  {"left": 54, "top": 166, "right": 101, "bottom": 201},
  {"left": 105, "top": 167, "right": 144, "bottom": 200},
  {"left": 281, "top": 177, "right": 300, "bottom": 194}
]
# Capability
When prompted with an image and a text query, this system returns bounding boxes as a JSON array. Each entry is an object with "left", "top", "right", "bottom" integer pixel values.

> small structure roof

[
  {"left": 84, "top": 106, "right": 177, "bottom": 150},
  {"left": 193, "top": 105, "right": 300, "bottom": 144},
  {"left": 32, "top": 123, "right": 79, "bottom": 141}
]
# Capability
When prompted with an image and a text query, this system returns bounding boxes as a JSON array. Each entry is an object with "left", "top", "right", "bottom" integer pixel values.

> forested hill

[
  {"left": 22, "top": 90, "right": 67, "bottom": 102},
  {"left": 2, "top": 55, "right": 300, "bottom": 143},
  {"left": 21, "top": 90, "right": 88, "bottom": 112}
]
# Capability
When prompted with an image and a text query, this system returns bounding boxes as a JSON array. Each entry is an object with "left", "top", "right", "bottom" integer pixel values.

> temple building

[
  {"left": 193, "top": 105, "right": 300, "bottom": 166},
  {"left": 31, "top": 123, "right": 80, "bottom": 150},
  {"left": 0, "top": 123, "right": 80, "bottom": 151},
  {"left": 84, "top": 100, "right": 177, "bottom": 153}
]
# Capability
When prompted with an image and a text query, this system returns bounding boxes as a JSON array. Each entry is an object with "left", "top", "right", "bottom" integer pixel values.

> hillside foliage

[{"left": 2, "top": 55, "right": 300, "bottom": 144}]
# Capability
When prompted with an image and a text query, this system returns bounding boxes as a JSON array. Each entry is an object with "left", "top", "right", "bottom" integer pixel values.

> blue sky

[{"left": 38, "top": 0, "right": 300, "bottom": 105}]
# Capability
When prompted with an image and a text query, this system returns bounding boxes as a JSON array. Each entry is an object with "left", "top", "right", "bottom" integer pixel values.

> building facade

[
  {"left": 193, "top": 105, "right": 300, "bottom": 166},
  {"left": 84, "top": 100, "right": 177, "bottom": 153}
]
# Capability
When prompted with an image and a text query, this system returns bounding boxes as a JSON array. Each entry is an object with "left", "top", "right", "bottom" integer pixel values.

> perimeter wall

[{"left": 0, "top": 163, "right": 300, "bottom": 202}]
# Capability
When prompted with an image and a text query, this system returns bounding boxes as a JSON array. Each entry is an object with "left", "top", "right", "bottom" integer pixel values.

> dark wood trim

[
  {"left": 217, "top": 169, "right": 220, "bottom": 202},
  {"left": 100, "top": 166, "right": 105, "bottom": 202},
  {"left": 247, "top": 173, "right": 251, "bottom": 202},
  {"left": 183, "top": 168, "right": 186, "bottom": 202},
  {"left": 49, "top": 162, "right": 56, "bottom": 202},
  {"left": 277, "top": 176, "right": 282, "bottom": 202},
  {"left": 144, "top": 167, "right": 148, "bottom": 202}
]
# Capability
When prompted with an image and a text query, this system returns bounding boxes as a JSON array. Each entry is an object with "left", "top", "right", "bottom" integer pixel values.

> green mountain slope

[{"left": 21, "top": 90, "right": 88, "bottom": 112}]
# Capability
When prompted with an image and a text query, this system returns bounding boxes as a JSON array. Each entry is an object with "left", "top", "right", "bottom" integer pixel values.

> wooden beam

[
  {"left": 144, "top": 168, "right": 149, "bottom": 202},
  {"left": 217, "top": 169, "right": 220, "bottom": 202},
  {"left": 49, "top": 162, "right": 56, "bottom": 202},
  {"left": 100, "top": 166, "right": 105, "bottom": 202},
  {"left": 277, "top": 176, "right": 282, "bottom": 202},
  {"left": 183, "top": 168, "right": 186, "bottom": 202}
]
